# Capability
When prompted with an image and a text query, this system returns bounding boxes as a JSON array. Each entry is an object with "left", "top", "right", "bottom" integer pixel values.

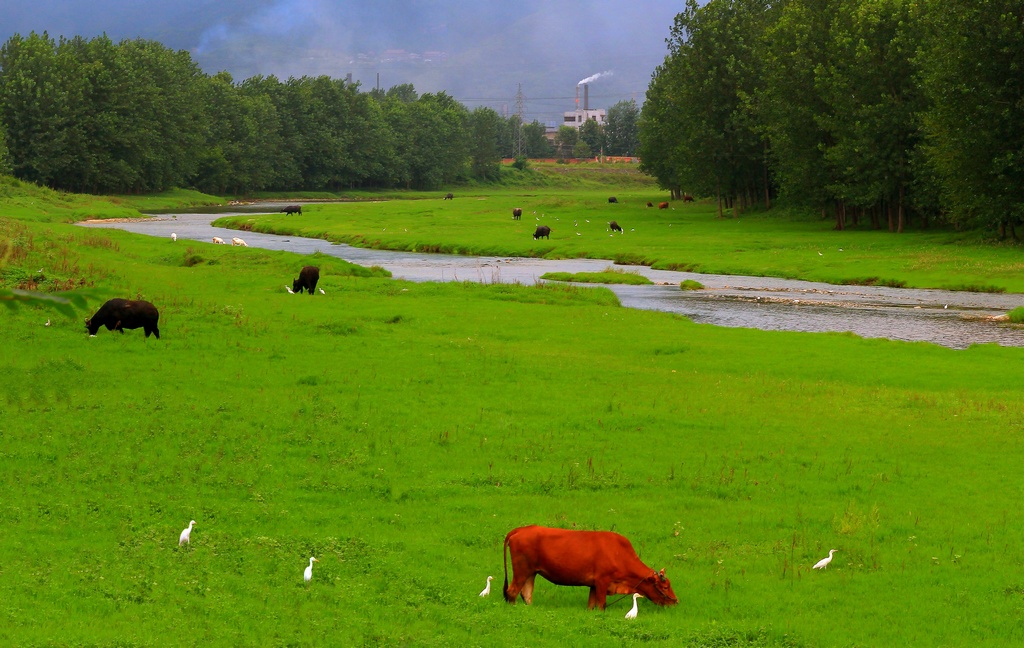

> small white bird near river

[
  {"left": 625, "top": 593, "right": 643, "bottom": 619},
  {"left": 179, "top": 520, "right": 195, "bottom": 546},
  {"left": 304, "top": 557, "right": 319, "bottom": 583},
  {"left": 813, "top": 549, "right": 837, "bottom": 570}
]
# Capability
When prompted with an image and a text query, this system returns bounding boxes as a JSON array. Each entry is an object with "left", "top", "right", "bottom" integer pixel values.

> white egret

[
  {"left": 318, "top": 287, "right": 325, "bottom": 295},
  {"left": 479, "top": 576, "right": 493, "bottom": 597},
  {"left": 285, "top": 285, "right": 295, "bottom": 294},
  {"left": 179, "top": 520, "right": 196, "bottom": 546},
  {"left": 171, "top": 233, "right": 177, "bottom": 242},
  {"left": 813, "top": 549, "right": 837, "bottom": 570},
  {"left": 625, "top": 593, "right": 643, "bottom": 619},
  {"left": 304, "top": 556, "right": 319, "bottom": 583},
  {"left": 45, "top": 319, "right": 51, "bottom": 327}
]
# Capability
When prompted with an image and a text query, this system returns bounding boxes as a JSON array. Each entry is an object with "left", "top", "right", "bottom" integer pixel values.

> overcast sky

[{"left": 1, "top": 0, "right": 680, "bottom": 125}]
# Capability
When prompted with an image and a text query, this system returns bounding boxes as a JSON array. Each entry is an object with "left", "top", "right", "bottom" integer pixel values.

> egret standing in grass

[
  {"left": 304, "top": 557, "right": 319, "bottom": 583},
  {"left": 171, "top": 233, "right": 177, "bottom": 242},
  {"left": 285, "top": 285, "right": 295, "bottom": 294},
  {"left": 625, "top": 593, "right": 643, "bottom": 619},
  {"left": 479, "top": 576, "right": 493, "bottom": 597},
  {"left": 179, "top": 520, "right": 196, "bottom": 546},
  {"left": 813, "top": 549, "right": 837, "bottom": 570},
  {"left": 318, "top": 287, "right": 325, "bottom": 295}
]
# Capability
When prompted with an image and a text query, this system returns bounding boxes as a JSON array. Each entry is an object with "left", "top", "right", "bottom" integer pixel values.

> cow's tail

[{"left": 502, "top": 530, "right": 514, "bottom": 603}]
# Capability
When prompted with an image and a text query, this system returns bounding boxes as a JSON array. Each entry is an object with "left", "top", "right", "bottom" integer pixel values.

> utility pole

[{"left": 514, "top": 83, "right": 525, "bottom": 158}]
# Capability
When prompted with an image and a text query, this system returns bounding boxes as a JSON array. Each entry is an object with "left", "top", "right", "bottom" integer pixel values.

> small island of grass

[{"left": 540, "top": 267, "right": 653, "bottom": 285}]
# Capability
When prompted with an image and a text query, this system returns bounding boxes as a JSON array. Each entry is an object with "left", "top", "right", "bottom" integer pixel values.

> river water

[{"left": 78, "top": 211, "right": 1024, "bottom": 350}]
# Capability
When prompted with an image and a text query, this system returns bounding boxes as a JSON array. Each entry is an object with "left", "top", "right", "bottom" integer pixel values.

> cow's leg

[
  {"left": 593, "top": 579, "right": 609, "bottom": 610},
  {"left": 505, "top": 566, "right": 529, "bottom": 605},
  {"left": 521, "top": 574, "right": 536, "bottom": 605},
  {"left": 588, "top": 586, "right": 599, "bottom": 609}
]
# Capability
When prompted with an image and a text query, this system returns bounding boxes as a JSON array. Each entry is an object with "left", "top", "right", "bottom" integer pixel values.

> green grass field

[
  {"left": 212, "top": 172, "right": 1024, "bottom": 295},
  {"left": 3, "top": 170, "right": 1024, "bottom": 646}
]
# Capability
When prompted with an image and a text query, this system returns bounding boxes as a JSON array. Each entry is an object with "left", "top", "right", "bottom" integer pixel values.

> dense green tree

[
  {"left": 605, "top": 99, "right": 640, "bottom": 156},
  {"left": 640, "top": 0, "right": 774, "bottom": 212},
  {"left": 553, "top": 125, "right": 578, "bottom": 159},
  {"left": 578, "top": 119, "right": 605, "bottom": 158},
  {"left": 919, "top": 0, "right": 1024, "bottom": 237},
  {"left": 468, "top": 106, "right": 503, "bottom": 180},
  {"left": 522, "top": 120, "right": 554, "bottom": 158}
]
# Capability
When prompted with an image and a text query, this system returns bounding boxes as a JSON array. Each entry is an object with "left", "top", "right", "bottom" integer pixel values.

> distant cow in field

[
  {"left": 609, "top": 221, "right": 623, "bottom": 233},
  {"left": 513, "top": 208, "right": 522, "bottom": 220},
  {"left": 292, "top": 266, "right": 320, "bottom": 295},
  {"left": 282, "top": 205, "right": 302, "bottom": 215},
  {"left": 503, "top": 525, "right": 678, "bottom": 610},
  {"left": 658, "top": 202, "right": 669, "bottom": 210},
  {"left": 608, "top": 196, "right": 618, "bottom": 203},
  {"left": 231, "top": 237, "right": 248, "bottom": 247},
  {"left": 212, "top": 236, "right": 225, "bottom": 244},
  {"left": 86, "top": 299, "right": 160, "bottom": 339},
  {"left": 533, "top": 225, "right": 551, "bottom": 240},
  {"left": 443, "top": 192, "right": 454, "bottom": 200},
  {"left": 683, "top": 194, "right": 694, "bottom": 203},
  {"left": 646, "top": 202, "right": 653, "bottom": 208}
]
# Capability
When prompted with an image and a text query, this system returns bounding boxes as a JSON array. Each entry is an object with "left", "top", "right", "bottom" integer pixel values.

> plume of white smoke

[{"left": 577, "top": 70, "right": 613, "bottom": 85}]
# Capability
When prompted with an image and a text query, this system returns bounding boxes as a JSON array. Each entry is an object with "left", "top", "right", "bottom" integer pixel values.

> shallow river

[{"left": 78, "top": 211, "right": 1024, "bottom": 350}]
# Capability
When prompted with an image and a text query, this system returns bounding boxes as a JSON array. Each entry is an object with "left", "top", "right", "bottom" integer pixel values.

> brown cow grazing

[
  {"left": 609, "top": 221, "right": 623, "bottom": 233},
  {"left": 86, "top": 299, "right": 160, "bottom": 339},
  {"left": 513, "top": 208, "right": 522, "bottom": 220},
  {"left": 658, "top": 202, "right": 669, "bottom": 209},
  {"left": 443, "top": 192, "right": 454, "bottom": 200},
  {"left": 608, "top": 196, "right": 618, "bottom": 203},
  {"left": 503, "top": 526, "right": 678, "bottom": 610},
  {"left": 683, "top": 194, "right": 695, "bottom": 203},
  {"left": 533, "top": 225, "right": 551, "bottom": 240},
  {"left": 292, "top": 266, "right": 320, "bottom": 294},
  {"left": 282, "top": 205, "right": 302, "bottom": 215},
  {"left": 646, "top": 202, "right": 653, "bottom": 208}
]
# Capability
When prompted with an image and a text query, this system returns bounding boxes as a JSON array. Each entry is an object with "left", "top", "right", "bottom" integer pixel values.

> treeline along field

[
  {"left": 640, "top": 0, "right": 1024, "bottom": 238},
  {"left": 3, "top": 181, "right": 1024, "bottom": 646}
]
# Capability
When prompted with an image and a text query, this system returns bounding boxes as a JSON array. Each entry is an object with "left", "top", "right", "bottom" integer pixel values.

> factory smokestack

[{"left": 584, "top": 84, "right": 589, "bottom": 111}]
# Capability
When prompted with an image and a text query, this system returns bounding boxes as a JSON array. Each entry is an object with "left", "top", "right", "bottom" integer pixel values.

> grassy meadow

[
  {"left": 214, "top": 168, "right": 1024, "bottom": 295},
  {"left": 3, "top": 170, "right": 1024, "bottom": 646}
]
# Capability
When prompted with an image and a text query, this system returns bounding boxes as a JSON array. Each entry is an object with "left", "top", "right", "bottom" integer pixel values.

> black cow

[
  {"left": 608, "top": 197, "right": 618, "bottom": 203},
  {"left": 293, "top": 266, "right": 320, "bottom": 294},
  {"left": 533, "top": 225, "right": 551, "bottom": 240},
  {"left": 282, "top": 205, "right": 302, "bottom": 215},
  {"left": 646, "top": 202, "right": 653, "bottom": 208},
  {"left": 85, "top": 299, "right": 160, "bottom": 339},
  {"left": 443, "top": 192, "right": 454, "bottom": 200},
  {"left": 683, "top": 194, "right": 695, "bottom": 203},
  {"left": 513, "top": 208, "right": 522, "bottom": 220},
  {"left": 609, "top": 221, "right": 623, "bottom": 233}
]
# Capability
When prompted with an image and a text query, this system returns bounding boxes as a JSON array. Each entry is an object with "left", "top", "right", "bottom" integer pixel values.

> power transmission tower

[{"left": 514, "top": 83, "right": 526, "bottom": 158}]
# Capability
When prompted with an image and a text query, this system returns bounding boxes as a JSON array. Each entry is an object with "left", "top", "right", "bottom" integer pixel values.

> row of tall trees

[
  {"left": 0, "top": 33, "right": 562, "bottom": 194},
  {"left": 639, "top": 0, "right": 1024, "bottom": 236}
]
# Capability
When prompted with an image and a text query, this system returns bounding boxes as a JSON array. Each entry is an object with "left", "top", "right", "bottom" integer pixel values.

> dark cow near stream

[
  {"left": 86, "top": 299, "right": 160, "bottom": 339},
  {"left": 513, "top": 208, "right": 522, "bottom": 220},
  {"left": 533, "top": 225, "right": 551, "bottom": 240},
  {"left": 503, "top": 525, "right": 678, "bottom": 610},
  {"left": 292, "top": 266, "right": 320, "bottom": 295},
  {"left": 282, "top": 205, "right": 302, "bottom": 215}
]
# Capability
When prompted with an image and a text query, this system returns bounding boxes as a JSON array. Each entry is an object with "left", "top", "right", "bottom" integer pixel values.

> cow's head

[
  {"left": 84, "top": 317, "right": 100, "bottom": 336},
  {"left": 637, "top": 568, "right": 678, "bottom": 606}
]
